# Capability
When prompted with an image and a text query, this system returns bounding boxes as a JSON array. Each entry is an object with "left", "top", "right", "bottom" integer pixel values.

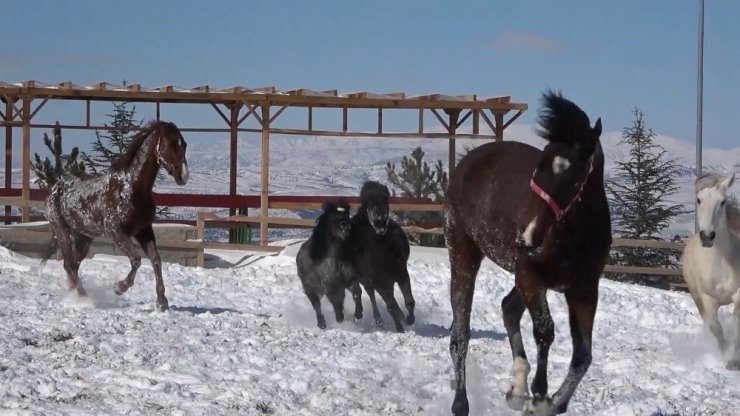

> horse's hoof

[
  {"left": 506, "top": 388, "right": 529, "bottom": 411},
  {"left": 374, "top": 318, "right": 383, "bottom": 327},
  {"left": 335, "top": 313, "right": 344, "bottom": 323},
  {"left": 317, "top": 318, "right": 327, "bottom": 330},
  {"left": 523, "top": 396, "right": 554, "bottom": 416},
  {"left": 394, "top": 324, "right": 405, "bottom": 333},
  {"left": 451, "top": 393, "right": 469, "bottom": 416},
  {"left": 405, "top": 315, "right": 415, "bottom": 325},
  {"left": 156, "top": 300, "right": 169, "bottom": 312},
  {"left": 74, "top": 286, "right": 88, "bottom": 298},
  {"left": 726, "top": 359, "right": 740, "bottom": 371},
  {"left": 353, "top": 317, "right": 362, "bottom": 325},
  {"left": 114, "top": 281, "right": 128, "bottom": 296}
]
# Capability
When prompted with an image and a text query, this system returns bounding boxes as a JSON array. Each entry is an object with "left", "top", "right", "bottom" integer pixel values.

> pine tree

[
  {"left": 31, "top": 122, "right": 86, "bottom": 189},
  {"left": 81, "top": 86, "right": 142, "bottom": 174},
  {"left": 386, "top": 146, "right": 448, "bottom": 246},
  {"left": 605, "top": 108, "right": 684, "bottom": 288}
]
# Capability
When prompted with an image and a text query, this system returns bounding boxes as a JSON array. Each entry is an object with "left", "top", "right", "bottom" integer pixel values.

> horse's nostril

[{"left": 709, "top": 231, "right": 716, "bottom": 240}]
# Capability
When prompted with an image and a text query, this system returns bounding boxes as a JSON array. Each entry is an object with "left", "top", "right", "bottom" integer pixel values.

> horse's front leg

[
  {"left": 348, "top": 279, "right": 363, "bottom": 324},
  {"left": 520, "top": 285, "right": 555, "bottom": 416},
  {"left": 728, "top": 289, "right": 740, "bottom": 370},
  {"left": 501, "top": 287, "right": 530, "bottom": 411},
  {"left": 550, "top": 288, "right": 598, "bottom": 414},
  {"left": 135, "top": 226, "right": 168, "bottom": 312}
]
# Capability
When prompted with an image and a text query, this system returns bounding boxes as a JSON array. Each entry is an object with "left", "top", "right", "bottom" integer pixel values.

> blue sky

[{"left": 1, "top": 0, "right": 739, "bottom": 149}]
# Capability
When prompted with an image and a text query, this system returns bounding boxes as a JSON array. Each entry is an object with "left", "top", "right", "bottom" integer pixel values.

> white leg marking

[
  {"left": 180, "top": 162, "right": 189, "bottom": 183},
  {"left": 512, "top": 356, "right": 531, "bottom": 396}
]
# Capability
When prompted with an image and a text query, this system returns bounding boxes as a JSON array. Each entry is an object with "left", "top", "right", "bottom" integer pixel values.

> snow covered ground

[{"left": 1, "top": 243, "right": 738, "bottom": 415}]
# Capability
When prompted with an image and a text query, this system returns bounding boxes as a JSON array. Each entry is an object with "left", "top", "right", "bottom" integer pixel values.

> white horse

[{"left": 682, "top": 173, "right": 740, "bottom": 370}]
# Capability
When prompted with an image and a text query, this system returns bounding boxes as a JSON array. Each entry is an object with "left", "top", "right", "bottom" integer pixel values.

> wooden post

[
  {"left": 446, "top": 109, "right": 460, "bottom": 177},
  {"left": 260, "top": 104, "right": 270, "bottom": 246},
  {"left": 4, "top": 97, "right": 13, "bottom": 223},
  {"left": 229, "top": 103, "right": 239, "bottom": 242},
  {"left": 494, "top": 111, "right": 504, "bottom": 141},
  {"left": 196, "top": 212, "right": 205, "bottom": 267},
  {"left": 21, "top": 97, "right": 31, "bottom": 222}
]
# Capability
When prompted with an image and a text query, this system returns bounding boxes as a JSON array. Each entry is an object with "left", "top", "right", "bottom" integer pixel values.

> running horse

[
  {"left": 682, "top": 173, "right": 740, "bottom": 370},
  {"left": 445, "top": 91, "right": 611, "bottom": 415},
  {"left": 43, "top": 120, "right": 189, "bottom": 312}
]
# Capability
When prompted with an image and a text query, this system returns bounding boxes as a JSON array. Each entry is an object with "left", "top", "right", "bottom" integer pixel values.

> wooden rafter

[{"left": 430, "top": 108, "right": 449, "bottom": 132}]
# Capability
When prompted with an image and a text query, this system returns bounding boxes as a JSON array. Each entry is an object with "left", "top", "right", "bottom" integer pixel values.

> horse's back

[{"left": 445, "top": 141, "right": 541, "bottom": 269}]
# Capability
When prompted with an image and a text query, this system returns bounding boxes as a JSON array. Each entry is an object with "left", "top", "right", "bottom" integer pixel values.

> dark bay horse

[
  {"left": 445, "top": 91, "right": 611, "bottom": 415},
  {"left": 43, "top": 120, "right": 189, "bottom": 312},
  {"left": 350, "top": 181, "right": 415, "bottom": 332},
  {"left": 296, "top": 199, "right": 363, "bottom": 329}
]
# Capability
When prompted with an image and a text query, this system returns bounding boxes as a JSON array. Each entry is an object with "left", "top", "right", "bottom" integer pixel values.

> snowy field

[{"left": 1, "top": 243, "right": 738, "bottom": 416}]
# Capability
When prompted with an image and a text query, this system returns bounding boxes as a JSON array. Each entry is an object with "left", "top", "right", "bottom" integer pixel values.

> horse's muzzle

[{"left": 699, "top": 230, "right": 716, "bottom": 248}]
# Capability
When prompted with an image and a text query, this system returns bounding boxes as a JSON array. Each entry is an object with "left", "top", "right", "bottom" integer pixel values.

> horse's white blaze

[
  {"left": 180, "top": 162, "right": 189, "bottom": 183},
  {"left": 552, "top": 155, "right": 571, "bottom": 175},
  {"left": 522, "top": 216, "right": 537, "bottom": 247},
  {"left": 511, "top": 356, "right": 531, "bottom": 396}
]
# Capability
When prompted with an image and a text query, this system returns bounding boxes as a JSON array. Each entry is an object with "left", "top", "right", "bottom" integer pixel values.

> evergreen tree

[
  {"left": 605, "top": 108, "right": 684, "bottom": 288},
  {"left": 31, "top": 122, "right": 86, "bottom": 189},
  {"left": 81, "top": 85, "right": 142, "bottom": 174},
  {"left": 386, "top": 146, "right": 448, "bottom": 246}
]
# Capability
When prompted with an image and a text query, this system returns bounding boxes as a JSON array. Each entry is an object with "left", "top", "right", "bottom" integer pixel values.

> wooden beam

[
  {"left": 308, "top": 106, "right": 313, "bottom": 131},
  {"left": 156, "top": 102, "right": 160, "bottom": 120},
  {"left": 430, "top": 109, "right": 449, "bottom": 132},
  {"left": 472, "top": 109, "right": 480, "bottom": 134},
  {"left": 241, "top": 102, "right": 263, "bottom": 126},
  {"left": 260, "top": 105, "right": 271, "bottom": 245},
  {"left": 269, "top": 105, "right": 289, "bottom": 124},
  {"left": 503, "top": 109, "right": 524, "bottom": 130},
  {"left": 479, "top": 110, "right": 496, "bottom": 135},
  {"left": 29, "top": 96, "right": 49, "bottom": 119},
  {"left": 446, "top": 109, "right": 460, "bottom": 177},
  {"left": 603, "top": 265, "right": 683, "bottom": 277},
  {"left": 210, "top": 103, "right": 230, "bottom": 125},
  {"left": 612, "top": 238, "right": 684, "bottom": 250},
  {"left": 342, "top": 107, "right": 348, "bottom": 132},
  {"left": 418, "top": 109, "right": 424, "bottom": 134},
  {"left": 85, "top": 100, "right": 91, "bottom": 127}
]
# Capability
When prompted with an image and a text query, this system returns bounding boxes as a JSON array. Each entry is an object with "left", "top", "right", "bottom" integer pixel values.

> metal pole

[{"left": 695, "top": 0, "right": 704, "bottom": 232}]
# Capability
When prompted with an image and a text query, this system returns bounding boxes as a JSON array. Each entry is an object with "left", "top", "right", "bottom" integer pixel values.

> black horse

[
  {"left": 296, "top": 199, "right": 363, "bottom": 329},
  {"left": 350, "top": 181, "right": 415, "bottom": 333},
  {"left": 445, "top": 91, "right": 611, "bottom": 415}
]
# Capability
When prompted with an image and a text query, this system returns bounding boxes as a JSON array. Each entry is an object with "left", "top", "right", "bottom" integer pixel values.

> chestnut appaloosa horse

[
  {"left": 43, "top": 120, "right": 189, "bottom": 312},
  {"left": 445, "top": 91, "right": 611, "bottom": 415}
]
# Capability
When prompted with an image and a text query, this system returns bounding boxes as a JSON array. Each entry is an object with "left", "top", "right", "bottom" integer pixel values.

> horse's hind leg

[
  {"left": 727, "top": 290, "right": 740, "bottom": 370},
  {"left": 448, "top": 233, "right": 483, "bottom": 416},
  {"left": 54, "top": 225, "right": 87, "bottom": 297},
  {"left": 549, "top": 288, "right": 598, "bottom": 414},
  {"left": 398, "top": 268, "right": 416, "bottom": 325},
  {"left": 135, "top": 226, "right": 168, "bottom": 312},
  {"left": 502, "top": 287, "right": 530, "bottom": 410},
  {"left": 111, "top": 231, "right": 141, "bottom": 296}
]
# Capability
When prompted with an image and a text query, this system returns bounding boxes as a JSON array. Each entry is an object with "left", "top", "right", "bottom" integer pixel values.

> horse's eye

[
  {"left": 721, "top": 200, "right": 726, "bottom": 206},
  {"left": 696, "top": 198, "right": 701, "bottom": 205}
]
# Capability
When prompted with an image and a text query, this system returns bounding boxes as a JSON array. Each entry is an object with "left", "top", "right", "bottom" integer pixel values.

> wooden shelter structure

[{"left": 0, "top": 80, "right": 527, "bottom": 245}]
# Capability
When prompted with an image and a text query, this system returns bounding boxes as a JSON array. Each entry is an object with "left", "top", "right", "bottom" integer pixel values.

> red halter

[{"left": 530, "top": 155, "right": 595, "bottom": 221}]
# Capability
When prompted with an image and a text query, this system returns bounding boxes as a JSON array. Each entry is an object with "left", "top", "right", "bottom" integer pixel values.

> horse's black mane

[
  {"left": 111, "top": 120, "right": 169, "bottom": 171},
  {"left": 537, "top": 89, "right": 594, "bottom": 149},
  {"left": 359, "top": 181, "right": 389, "bottom": 209},
  {"left": 309, "top": 199, "right": 350, "bottom": 260}
]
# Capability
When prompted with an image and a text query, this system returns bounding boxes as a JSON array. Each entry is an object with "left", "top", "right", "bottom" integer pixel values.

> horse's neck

[
  {"left": 127, "top": 135, "right": 160, "bottom": 194},
  {"left": 715, "top": 222, "right": 740, "bottom": 258}
]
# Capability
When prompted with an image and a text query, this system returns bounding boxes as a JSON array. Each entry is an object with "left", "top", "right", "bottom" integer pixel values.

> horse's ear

[
  {"left": 322, "top": 201, "right": 336, "bottom": 212},
  {"left": 721, "top": 173, "right": 735, "bottom": 189},
  {"left": 593, "top": 118, "right": 602, "bottom": 137}
]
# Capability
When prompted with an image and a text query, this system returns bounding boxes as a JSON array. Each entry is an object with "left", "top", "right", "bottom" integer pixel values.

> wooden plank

[
  {"left": 267, "top": 201, "right": 443, "bottom": 212},
  {"left": 612, "top": 238, "right": 684, "bottom": 250},
  {"left": 603, "top": 264, "right": 683, "bottom": 277},
  {"left": 402, "top": 226, "right": 444, "bottom": 235},
  {"left": 21, "top": 97, "right": 31, "bottom": 222}
]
